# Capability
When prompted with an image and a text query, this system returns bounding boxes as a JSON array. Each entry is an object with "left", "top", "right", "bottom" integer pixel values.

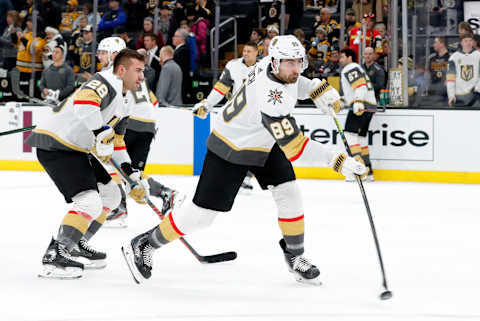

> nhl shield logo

[{"left": 461, "top": 65, "right": 474, "bottom": 81}]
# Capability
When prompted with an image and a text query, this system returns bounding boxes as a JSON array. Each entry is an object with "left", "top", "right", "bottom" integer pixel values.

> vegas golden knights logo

[
  {"left": 80, "top": 53, "right": 92, "bottom": 70},
  {"left": 461, "top": 65, "right": 474, "bottom": 81}
]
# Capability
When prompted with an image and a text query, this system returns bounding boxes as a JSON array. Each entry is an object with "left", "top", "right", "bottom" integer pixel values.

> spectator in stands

[
  {"left": 117, "top": 28, "right": 136, "bottom": 50},
  {"left": 376, "top": 38, "right": 390, "bottom": 69},
  {"left": 263, "top": 0, "right": 281, "bottom": 29},
  {"left": 374, "top": 22, "right": 386, "bottom": 39},
  {"left": 318, "top": 7, "right": 340, "bottom": 45},
  {"left": 156, "top": 45, "right": 183, "bottom": 106},
  {"left": 73, "top": 3, "right": 100, "bottom": 30},
  {"left": 319, "top": 45, "right": 340, "bottom": 77},
  {"left": 425, "top": 36, "right": 449, "bottom": 103},
  {"left": 195, "top": 0, "right": 215, "bottom": 27},
  {"left": 250, "top": 28, "right": 263, "bottom": 45},
  {"left": 18, "top": 0, "right": 33, "bottom": 29},
  {"left": 345, "top": 8, "right": 360, "bottom": 40},
  {"left": 137, "top": 48, "right": 156, "bottom": 91},
  {"left": 98, "top": 0, "right": 127, "bottom": 38},
  {"left": 293, "top": 28, "right": 311, "bottom": 52},
  {"left": 309, "top": 27, "right": 330, "bottom": 63},
  {"left": 40, "top": 46, "right": 74, "bottom": 103},
  {"left": 38, "top": 0, "right": 61, "bottom": 29},
  {"left": 136, "top": 17, "right": 164, "bottom": 50},
  {"left": 285, "top": 0, "right": 304, "bottom": 31},
  {"left": 173, "top": 28, "right": 192, "bottom": 103},
  {"left": 43, "top": 26, "right": 67, "bottom": 69},
  {"left": 0, "top": 0, "right": 13, "bottom": 34},
  {"left": 68, "top": 15, "right": 87, "bottom": 68},
  {"left": 348, "top": 12, "right": 382, "bottom": 63},
  {"left": 353, "top": 0, "right": 385, "bottom": 24},
  {"left": 259, "top": 37, "right": 270, "bottom": 58},
  {"left": 74, "top": 24, "right": 96, "bottom": 83},
  {"left": 158, "top": 4, "right": 172, "bottom": 46},
  {"left": 1, "top": 10, "right": 21, "bottom": 70},
  {"left": 180, "top": 22, "right": 198, "bottom": 74},
  {"left": 266, "top": 24, "right": 279, "bottom": 40},
  {"left": 144, "top": 33, "right": 161, "bottom": 84},
  {"left": 447, "top": 33, "right": 480, "bottom": 107},
  {"left": 363, "top": 46, "right": 386, "bottom": 100},
  {"left": 187, "top": 5, "right": 209, "bottom": 68},
  {"left": 124, "top": 0, "right": 148, "bottom": 33},
  {"left": 59, "top": 0, "right": 82, "bottom": 34}
]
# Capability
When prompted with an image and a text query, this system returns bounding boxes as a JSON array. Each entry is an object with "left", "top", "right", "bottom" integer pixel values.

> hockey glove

[
  {"left": 353, "top": 102, "right": 365, "bottom": 116},
  {"left": 92, "top": 126, "right": 114, "bottom": 163},
  {"left": 121, "top": 163, "right": 149, "bottom": 204},
  {"left": 192, "top": 100, "right": 211, "bottom": 119},
  {"left": 330, "top": 152, "right": 367, "bottom": 178},
  {"left": 309, "top": 78, "right": 341, "bottom": 115}
]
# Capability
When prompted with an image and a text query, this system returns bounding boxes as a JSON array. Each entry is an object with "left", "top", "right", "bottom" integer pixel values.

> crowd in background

[{"left": 0, "top": 0, "right": 475, "bottom": 107}]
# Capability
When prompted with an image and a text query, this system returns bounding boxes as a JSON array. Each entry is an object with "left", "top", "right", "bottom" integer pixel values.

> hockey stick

[
  {"left": 0, "top": 125, "right": 36, "bottom": 136},
  {"left": 110, "top": 159, "right": 237, "bottom": 264},
  {"left": 160, "top": 104, "right": 219, "bottom": 115},
  {"left": 331, "top": 111, "right": 393, "bottom": 301}
]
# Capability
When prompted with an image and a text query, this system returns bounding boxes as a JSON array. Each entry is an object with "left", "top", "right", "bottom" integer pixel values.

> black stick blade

[
  {"left": 380, "top": 290, "right": 393, "bottom": 300},
  {"left": 200, "top": 251, "right": 237, "bottom": 264}
]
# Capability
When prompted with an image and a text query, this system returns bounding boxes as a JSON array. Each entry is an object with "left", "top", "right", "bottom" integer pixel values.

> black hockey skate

[
  {"left": 148, "top": 178, "right": 185, "bottom": 215},
  {"left": 105, "top": 198, "right": 128, "bottom": 228},
  {"left": 121, "top": 231, "right": 155, "bottom": 284},
  {"left": 71, "top": 238, "right": 107, "bottom": 269},
  {"left": 279, "top": 239, "right": 321, "bottom": 285},
  {"left": 240, "top": 174, "right": 254, "bottom": 192},
  {"left": 38, "top": 238, "right": 84, "bottom": 279}
]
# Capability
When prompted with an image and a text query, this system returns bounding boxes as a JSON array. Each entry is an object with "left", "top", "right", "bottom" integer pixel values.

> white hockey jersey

[
  {"left": 340, "top": 62, "right": 377, "bottom": 107},
  {"left": 207, "top": 57, "right": 320, "bottom": 166},
  {"left": 206, "top": 58, "right": 255, "bottom": 106},
  {"left": 125, "top": 80, "right": 158, "bottom": 134},
  {"left": 26, "top": 70, "right": 130, "bottom": 153},
  {"left": 446, "top": 49, "right": 480, "bottom": 99}
]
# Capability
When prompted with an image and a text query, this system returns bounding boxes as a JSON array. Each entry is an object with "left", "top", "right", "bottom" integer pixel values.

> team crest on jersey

[
  {"left": 81, "top": 53, "right": 92, "bottom": 69},
  {"left": 267, "top": 89, "right": 283, "bottom": 105},
  {"left": 461, "top": 65, "right": 474, "bottom": 81}
]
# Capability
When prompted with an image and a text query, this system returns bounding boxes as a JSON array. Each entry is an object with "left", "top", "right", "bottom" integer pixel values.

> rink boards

[{"left": 0, "top": 105, "right": 479, "bottom": 184}]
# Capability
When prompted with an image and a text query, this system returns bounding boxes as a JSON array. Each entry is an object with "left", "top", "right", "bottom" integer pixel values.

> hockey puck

[{"left": 379, "top": 290, "right": 393, "bottom": 300}]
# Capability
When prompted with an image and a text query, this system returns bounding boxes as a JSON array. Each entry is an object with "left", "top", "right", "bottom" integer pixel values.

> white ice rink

[{"left": 1, "top": 171, "right": 479, "bottom": 321}]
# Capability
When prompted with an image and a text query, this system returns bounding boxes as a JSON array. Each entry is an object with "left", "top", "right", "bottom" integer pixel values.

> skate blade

[
  {"left": 103, "top": 219, "right": 128, "bottom": 229},
  {"left": 38, "top": 265, "right": 83, "bottom": 280},
  {"left": 294, "top": 274, "right": 322, "bottom": 286},
  {"left": 73, "top": 257, "right": 107, "bottom": 270},
  {"left": 121, "top": 243, "right": 143, "bottom": 284}
]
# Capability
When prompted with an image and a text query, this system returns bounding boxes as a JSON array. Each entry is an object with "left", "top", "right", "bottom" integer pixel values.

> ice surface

[{"left": 1, "top": 171, "right": 479, "bottom": 321}]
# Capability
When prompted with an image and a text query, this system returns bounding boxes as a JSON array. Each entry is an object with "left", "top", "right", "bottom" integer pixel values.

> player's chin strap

[
  {"left": 109, "top": 158, "right": 237, "bottom": 264},
  {"left": 330, "top": 111, "right": 393, "bottom": 300}
]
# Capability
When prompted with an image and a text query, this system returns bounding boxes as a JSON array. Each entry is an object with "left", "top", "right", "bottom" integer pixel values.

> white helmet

[
  {"left": 97, "top": 37, "right": 126, "bottom": 67},
  {"left": 269, "top": 35, "right": 308, "bottom": 74}
]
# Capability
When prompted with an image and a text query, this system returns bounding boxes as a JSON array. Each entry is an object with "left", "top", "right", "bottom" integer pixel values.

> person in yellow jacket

[{"left": 15, "top": 16, "right": 46, "bottom": 98}]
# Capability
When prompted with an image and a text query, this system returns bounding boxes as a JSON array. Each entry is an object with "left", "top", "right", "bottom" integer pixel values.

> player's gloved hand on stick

[
  {"left": 192, "top": 99, "right": 212, "bottom": 119},
  {"left": 353, "top": 102, "right": 365, "bottom": 116},
  {"left": 330, "top": 152, "right": 367, "bottom": 178},
  {"left": 309, "top": 78, "right": 341, "bottom": 115},
  {"left": 121, "top": 163, "right": 149, "bottom": 204},
  {"left": 92, "top": 126, "right": 114, "bottom": 163}
]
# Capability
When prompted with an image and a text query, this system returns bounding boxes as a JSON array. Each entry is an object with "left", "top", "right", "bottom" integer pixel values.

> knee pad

[
  {"left": 71, "top": 189, "right": 103, "bottom": 221},
  {"left": 269, "top": 181, "right": 303, "bottom": 219},
  {"left": 171, "top": 200, "right": 219, "bottom": 234},
  {"left": 98, "top": 179, "right": 121, "bottom": 212}
]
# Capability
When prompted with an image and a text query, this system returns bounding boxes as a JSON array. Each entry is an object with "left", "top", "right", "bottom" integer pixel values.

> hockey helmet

[
  {"left": 269, "top": 35, "right": 308, "bottom": 74},
  {"left": 97, "top": 37, "right": 126, "bottom": 68}
]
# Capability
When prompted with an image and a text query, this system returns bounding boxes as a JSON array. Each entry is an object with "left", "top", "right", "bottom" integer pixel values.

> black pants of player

[
  {"left": 36, "top": 149, "right": 111, "bottom": 203},
  {"left": 193, "top": 143, "right": 296, "bottom": 212},
  {"left": 124, "top": 129, "right": 154, "bottom": 171},
  {"left": 344, "top": 110, "right": 374, "bottom": 136}
]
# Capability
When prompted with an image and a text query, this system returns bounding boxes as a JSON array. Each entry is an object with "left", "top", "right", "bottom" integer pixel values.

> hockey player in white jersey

[
  {"left": 121, "top": 35, "right": 367, "bottom": 285},
  {"left": 194, "top": 41, "right": 259, "bottom": 190},
  {"left": 339, "top": 48, "right": 377, "bottom": 181},
  {"left": 26, "top": 49, "right": 149, "bottom": 279},
  {"left": 96, "top": 37, "right": 184, "bottom": 228},
  {"left": 447, "top": 33, "right": 480, "bottom": 107}
]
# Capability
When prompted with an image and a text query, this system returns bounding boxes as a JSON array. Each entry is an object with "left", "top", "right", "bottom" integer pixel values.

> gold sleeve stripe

[
  {"left": 159, "top": 214, "right": 185, "bottom": 242},
  {"left": 149, "top": 90, "right": 158, "bottom": 106},
  {"left": 352, "top": 78, "right": 367, "bottom": 89},
  {"left": 61, "top": 210, "right": 92, "bottom": 234},
  {"left": 281, "top": 133, "right": 309, "bottom": 161},
  {"left": 446, "top": 74, "right": 456, "bottom": 81},
  {"left": 129, "top": 115, "right": 156, "bottom": 123},
  {"left": 213, "top": 82, "right": 231, "bottom": 95},
  {"left": 113, "top": 134, "right": 126, "bottom": 150},
  {"left": 73, "top": 89, "right": 101, "bottom": 107},
  {"left": 278, "top": 215, "right": 305, "bottom": 236}
]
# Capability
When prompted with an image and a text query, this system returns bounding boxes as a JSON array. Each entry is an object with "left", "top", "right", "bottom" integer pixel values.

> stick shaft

[{"left": 0, "top": 125, "right": 36, "bottom": 136}]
